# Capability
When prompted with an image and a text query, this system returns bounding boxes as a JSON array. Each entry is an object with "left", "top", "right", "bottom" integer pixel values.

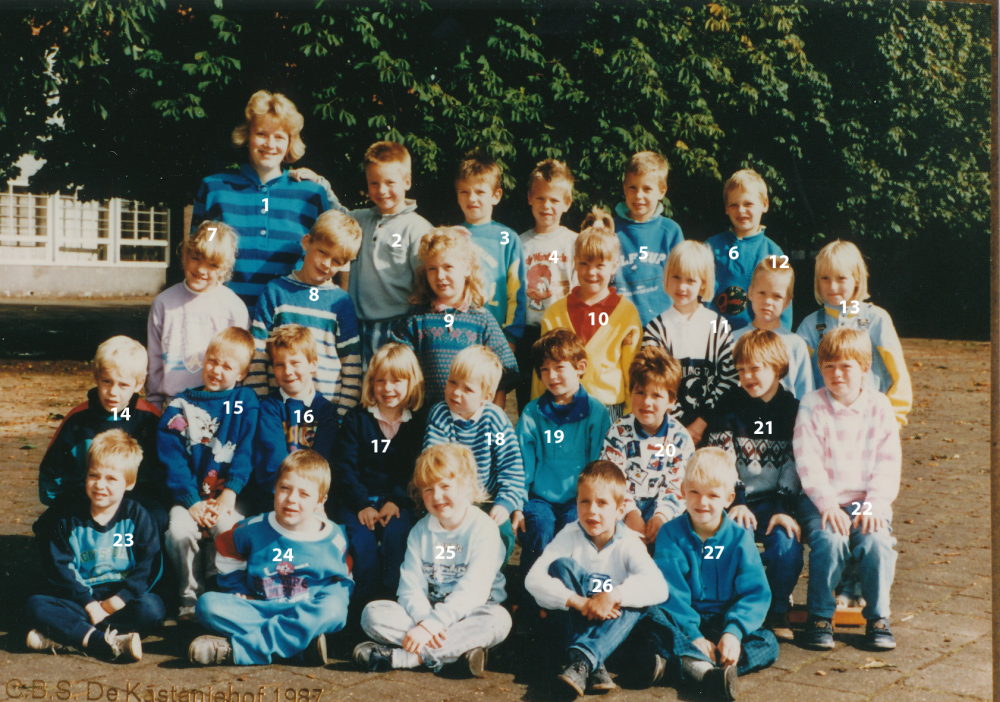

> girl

[
  {"left": 642, "top": 240, "right": 738, "bottom": 445},
  {"left": 389, "top": 227, "right": 518, "bottom": 407},
  {"left": 327, "top": 343, "right": 427, "bottom": 604},
  {"left": 353, "top": 444, "right": 511, "bottom": 677}
]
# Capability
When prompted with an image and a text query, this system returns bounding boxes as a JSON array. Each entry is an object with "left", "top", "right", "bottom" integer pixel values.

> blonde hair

[
  {"left": 410, "top": 227, "right": 487, "bottom": 308},
  {"left": 814, "top": 240, "right": 869, "bottom": 306},
  {"left": 574, "top": 207, "right": 620, "bottom": 264},
  {"left": 624, "top": 151, "right": 669, "bottom": 191},
  {"left": 450, "top": 346, "right": 502, "bottom": 398},
  {"left": 266, "top": 325, "right": 317, "bottom": 365},
  {"left": 732, "top": 329, "right": 790, "bottom": 380},
  {"left": 750, "top": 257, "right": 795, "bottom": 300},
  {"left": 410, "top": 444, "right": 489, "bottom": 508},
  {"left": 665, "top": 240, "right": 715, "bottom": 301},
  {"left": 577, "top": 460, "right": 627, "bottom": 507},
  {"left": 817, "top": 326, "right": 872, "bottom": 369},
  {"left": 527, "top": 159, "right": 574, "bottom": 202},
  {"left": 231, "top": 90, "right": 305, "bottom": 163},
  {"left": 364, "top": 141, "right": 412, "bottom": 179},
  {"left": 629, "top": 345, "right": 682, "bottom": 397},
  {"left": 87, "top": 429, "right": 142, "bottom": 487},
  {"left": 306, "top": 211, "right": 363, "bottom": 262},
  {"left": 361, "top": 343, "right": 424, "bottom": 411},
  {"left": 181, "top": 221, "right": 238, "bottom": 280},
  {"left": 205, "top": 327, "right": 255, "bottom": 376},
  {"left": 455, "top": 153, "right": 502, "bottom": 192},
  {"left": 274, "top": 449, "right": 331, "bottom": 500},
  {"left": 93, "top": 336, "right": 147, "bottom": 386},
  {"left": 723, "top": 169, "right": 769, "bottom": 209},
  {"left": 684, "top": 447, "right": 739, "bottom": 491}
]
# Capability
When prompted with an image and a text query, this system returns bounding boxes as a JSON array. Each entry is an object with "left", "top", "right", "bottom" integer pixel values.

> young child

[
  {"left": 353, "top": 444, "right": 511, "bottom": 677},
  {"left": 731, "top": 258, "right": 814, "bottom": 398},
  {"left": 388, "top": 226, "right": 518, "bottom": 408},
  {"left": 246, "top": 209, "right": 363, "bottom": 416},
  {"left": 793, "top": 327, "right": 901, "bottom": 651},
  {"left": 524, "top": 460, "right": 668, "bottom": 697},
  {"left": 147, "top": 221, "right": 249, "bottom": 409},
  {"left": 191, "top": 90, "right": 335, "bottom": 310},
  {"left": 157, "top": 327, "right": 260, "bottom": 619},
  {"left": 707, "top": 169, "right": 792, "bottom": 331},
  {"left": 704, "top": 329, "right": 803, "bottom": 640},
  {"left": 643, "top": 239, "right": 738, "bottom": 445},
  {"left": 423, "top": 346, "right": 525, "bottom": 564},
  {"left": 189, "top": 450, "right": 352, "bottom": 666},
  {"left": 796, "top": 239, "right": 912, "bottom": 426},
  {"left": 517, "top": 159, "right": 578, "bottom": 413},
  {"left": 252, "top": 325, "right": 339, "bottom": 513},
  {"left": 27, "top": 430, "right": 164, "bottom": 661},
  {"left": 513, "top": 329, "right": 611, "bottom": 576},
  {"left": 532, "top": 208, "right": 642, "bottom": 423},
  {"left": 328, "top": 343, "right": 427, "bottom": 604},
  {"left": 611, "top": 151, "right": 684, "bottom": 326},
  {"left": 38, "top": 336, "right": 167, "bottom": 530},
  {"left": 640, "top": 448, "right": 778, "bottom": 699}
]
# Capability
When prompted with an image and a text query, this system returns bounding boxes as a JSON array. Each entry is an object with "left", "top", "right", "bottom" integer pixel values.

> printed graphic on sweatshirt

[
  {"left": 715, "top": 286, "right": 748, "bottom": 317},
  {"left": 254, "top": 559, "right": 311, "bottom": 600},
  {"left": 525, "top": 253, "right": 571, "bottom": 313},
  {"left": 165, "top": 399, "right": 238, "bottom": 464}
]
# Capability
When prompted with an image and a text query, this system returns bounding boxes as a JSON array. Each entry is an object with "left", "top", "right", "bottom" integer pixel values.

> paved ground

[{"left": 0, "top": 338, "right": 990, "bottom": 701}]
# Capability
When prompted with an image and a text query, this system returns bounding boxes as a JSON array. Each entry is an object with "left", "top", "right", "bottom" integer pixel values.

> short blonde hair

[
  {"left": 450, "top": 346, "right": 502, "bottom": 398},
  {"left": 577, "top": 460, "right": 627, "bottom": 507},
  {"left": 665, "top": 240, "right": 715, "bottom": 301},
  {"left": 750, "top": 257, "right": 794, "bottom": 300},
  {"left": 817, "top": 326, "right": 872, "bottom": 369},
  {"left": 266, "top": 325, "right": 317, "bottom": 365},
  {"left": 410, "top": 444, "right": 489, "bottom": 507},
  {"left": 814, "top": 240, "right": 869, "bottom": 306},
  {"left": 624, "top": 151, "right": 669, "bottom": 191},
  {"left": 527, "top": 159, "right": 574, "bottom": 202},
  {"left": 574, "top": 207, "right": 620, "bottom": 264},
  {"left": 231, "top": 90, "right": 305, "bottom": 163},
  {"left": 723, "top": 169, "right": 769, "bottom": 210},
  {"left": 733, "top": 329, "right": 789, "bottom": 380},
  {"left": 364, "top": 141, "right": 412, "bottom": 179},
  {"left": 410, "top": 227, "right": 488, "bottom": 308},
  {"left": 306, "top": 210, "right": 363, "bottom": 262},
  {"left": 629, "top": 345, "right": 682, "bottom": 397},
  {"left": 455, "top": 153, "right": 502, "bottom": 192},
  {"left": 93, "top": 336, "right": 147, "bottom": 386},
  {"left": 181, "top": 221, "right": 238, "bottom": 280},
  {"left": 684, "top": 447, "right": 738, "bottom": 491},
  {"left": 361, "top": 343, "right": 424, "bottom": 411},
  {"left": 87, "top": 429, "right": 142, "bottom": 487},
  {"left": 275, "top": 449, "right": 331, "bottom": 500},
  {"left": 206, "top": 327, "right": 255, "bottom": 376}
]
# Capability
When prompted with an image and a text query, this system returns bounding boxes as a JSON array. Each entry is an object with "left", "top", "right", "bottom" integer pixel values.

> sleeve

[
  {"left": 423, "top": 404, "right": 451, "bottom": 450},
  {"left": 333, "top": 296, "right": 363, "bottom": 417},
  {"left": 654, "top": 427, "right": 694, "bottom": 522},
  {"left": 221, "top": 392, "right": 260, "bottom": 496},
  {"left": 523, "top": 526, "right": 578, "bottom": 611},
  {"left": 246, "top": 292, "right": 275, "bottom": 398},
  {"left": 409, "top": 223, "right": 426, "bottom": 274},
  {"left": 618, "top": 310, "right": 642, "bottom": 414},
  {"left": 641, "top": 316, "right": 668, "bottom": 350},
  {"left": 792, "top": 399, "right": 838, "bottom": 513},
  {"left": 788, "top": 339, "right": 816, "bottom": 399},
  {"left": 652, "top": 530, "right": 703, "bottom": 642},
  {"left": 146, "top": 299, "right": 166, "bottom": 409},
  {"left": 158, "top": 405, "right": 203, "bottom": 508},
  {"left": 387, "top": 311, "right": 418, "bottom": 350},
  {"left": 873, "top": 311, "right": 912, "bottom": 426},
  {"left": 310, "top": 400, "right": 340, "bottom": 460},
  {"left": 37, "top": 418, "right": 77, "bottom": 506},
  {"left": 308, "top": 174, "right": 347, "bottom": 214},
  {"left": 396, "top": 525, "right": 434, "bottom": 624},
  {"left": 700, "top": 317, "right": 738, "bottom": 421},
  {"left": 252, "top": 397, "right": 289, "bottom": 497},
  {"left": 39, "top": 514, "right": 97, "bottom": 606},
  {"left": 589, "top": 405, "right": 613, "bottom": 463},
  {"left": 615, "top": 536, "right": 670, "bottom": 608},
  {"left": 115, "top": 506, "right": 161, "bottom": 604},
  {"left": 215, "top": 523, "right": 254, "bottom": 597},
  {"left": 503, "top": 235, "right": 527, "bottom": 343},
  {"left": 515, "top": 411, "right": 539, "bottom": 500},
  {"left": 722, "top": 529, "right": 771, "bottom": 641},
  {"left": 329, "top": 412, "right": 370, "bottom": 513},
  {"left": 865, "top": 401, "right": 902, "bottom": 520},
  {"left": 492, "top": 413, "right": 526, "bottom": 514},
  {"left": 482, "top": 313, "right": 519, "bottom": 393}
]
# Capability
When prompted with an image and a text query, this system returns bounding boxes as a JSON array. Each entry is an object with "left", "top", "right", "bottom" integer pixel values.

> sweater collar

[
  {"left": 682, "top": 509, "right": 734, "bottom": 544},
  {"left": 266, "top": 512, "right": 335, "bottom": 541},
  {"left": 450, "top": 402, "right": 487, "bottom": 425},
  {"left": 374, "top": 199, "right": 419, "bottom": 219},
  {"left": 820, "top": 386, "right": 872, "bottom": 415},
  {"left": 575, "top": 520, "right": 628, "bottom": 552},
  {"left": 614, "top": 201, "right": 664, "bottom": 223},
  {"left": 538, "top": 386, "right": 591, "bottom": 425},
  {"left": 280, "top": 386, "right": 317, "bottom": 407},
  {"left": 367, "top": 404, "right": 412, "bottom": 424},
  {"left": 633, "top": 412, "right": 670, "bottom": 440},
  {"left": 240, "top": 163, "right": 288, "bottom": 188}
]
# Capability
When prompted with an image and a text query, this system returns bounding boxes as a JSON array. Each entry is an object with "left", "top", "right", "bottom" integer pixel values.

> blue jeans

[
  {"left": 797, "top": 495, "right": 896, "bottom": 620},
  {"left": 336, "top": 502, "right": 415, "bottom": 603},
  {"left": 26, "top": 593, "right": 164, "bottom": 646},
  {"left": 744, "top": 500, "right": 804, "bottom": 614},
  {"left": 634, "top": 497, "right": 659, "bottom": 523},
  {"left": 520, "top": 496, "right": 578, "bottom": 576},
  {"left": 546, "top": 558, "right": 644, "bottom": 669}
]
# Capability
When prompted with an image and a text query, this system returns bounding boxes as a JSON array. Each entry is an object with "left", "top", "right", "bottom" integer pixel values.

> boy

[
  {"left": 524, "top": 460, "right": 668, "bottom": 697},
  {"left": 601, "top": 347, "right": 695, "bottom": 545},
  {"left": 611, "top": 151, "right": 684, "bottom": 326},
  {"left": 704, "top": 330, "right": 803, "bottom": 640},
  {"left": 517, "top": 159, "right": 578, "bottom": 413},
  {"left": 640, "top": 448, "right": 778, "bottom": 700},
  {"left": 27, "top": 430, "right": 164, "bottom": 661},
  {"left": 158, "top": 327, "right": 260, "bottom": 620},
  {"left": 247, "top": 209, "right": 363, "bottom": 417},
  {"left": 252, "top": 325, "right": 339, "bottom": 513},
  {"left": 707, "top": 169, "right": 792, "bottom": 331},
  {"left": 189, "top": 450, "right": 352, "bottom": 666},
  {"left": 38, "top": 336, "right": 167, "bottom": 531},
  {"left": 424, "top": 345, "right": 525, "bottom": 564},
  {"left": 455, "top": 153, "right": 528, "bottom": 353},
  {"left": 793, "top": 327, "right": 901, "bottom": 651},
  {"left": 513, "top": 329, "right": 611, "bottom": 576}
]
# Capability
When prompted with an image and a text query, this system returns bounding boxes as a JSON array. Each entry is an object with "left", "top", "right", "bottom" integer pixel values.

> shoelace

[{"left": 104, "top": 629, "right": 124, "bottom": 657}]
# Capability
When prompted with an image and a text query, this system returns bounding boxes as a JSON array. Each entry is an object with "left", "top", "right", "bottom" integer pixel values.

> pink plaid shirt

[{"left": 793, "top": 387, "right": 901, "bottom": 520}]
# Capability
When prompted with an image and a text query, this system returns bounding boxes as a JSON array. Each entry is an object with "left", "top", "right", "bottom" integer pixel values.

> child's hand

[
  {"left": 821, "top": 507, "right": 852, "bottom": 536},
  {"left": 289, "top": 168, "right": 320, "bottom": 183},
  {"left": 489, "top": 505, "right": 510, "bottom": 526},
  {"left": 581, "top": 591, "right": 622, "bottom": 621},
  {"left": 85, "top": 601, "right": 109, "bottom": 626},
  {"left": 214, "top": 489, "right": 237, "bottom": 517},
  {"left": 728, "top": 505, "right": 757, "bottom": 530},
  {"left": 378, "top": 502, "right": 400, "bottom": 526},
  {"left": 766, "top": 513, "right": 801, "bottom": 541},
  {"left": 624, "top": 510, "right": 645, "bottom": 535},
  {"left": 188, "top": 501, "right": 214, "bottom": 528},
  {"left": 358, "top": 507, "right": 380, "bottom": 530},
  {"left": 853, "top": 512, "right": 886, "bottom": 535},
  {"left": 402, "top": 623, "right": 435, "bottom": 653},
  {"left": 692, "top": 637, "right": 717, "bottom": 663},
  {"left": 510, "top": 511, "right": 526, "bottom": 535},
  {"left": 642, "top": 514, "right": 667, "bottom": 545},
  {"left": 685, "top": 418, "right": 707, "bottom": 445},
  {"left": 717, "top": 633, "right": 741, "bottom": 667}
]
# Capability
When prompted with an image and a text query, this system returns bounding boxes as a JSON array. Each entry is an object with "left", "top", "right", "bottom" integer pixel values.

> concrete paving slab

[{"left": 902, "top": 661, "right": 992, "bottom": 699}]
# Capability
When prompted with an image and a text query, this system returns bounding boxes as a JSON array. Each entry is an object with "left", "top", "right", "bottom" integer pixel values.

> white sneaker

[
  {"left": 189, "top": 635, "right": 233, "bottom": 666},
  {"left": 26, "top": 630, "right": 64, "bottom": 654},
  {"left": 104, "top": 629, "right": 142, "bottom": 661}
]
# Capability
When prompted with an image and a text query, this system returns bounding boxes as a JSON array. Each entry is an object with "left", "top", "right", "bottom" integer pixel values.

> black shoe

[
  {"left": 557, "top": 653, "right": 591, "bottom": 698},
  {"left": 587, "top": 663, "right": 616, "bottom": 692},
  {"left": 462, "top": 647, "right": 487, "bottom": 678},
  {"left": 800, "top": 616, "right": 835, "bottom": 650},
  {"left": 352, "top": 641, "right": 394, "bottom": 672},
  {"left": 702, "top": 664, "right": 738, "bottom": 701},
  {"left": 864, "top": 618, "right": 896, "bottom": 650},
  {"left": 631, "top": 652, "right": 667, "bottom": 688}
]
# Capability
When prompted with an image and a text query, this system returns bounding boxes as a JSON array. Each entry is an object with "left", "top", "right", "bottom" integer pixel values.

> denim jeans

[
  {"left": 519, "top": 496, "right": 579, "bottom": 576},
  {"left": 634, "top": 497, "right": 659, "bottom": 523},
  {"left": 743, "top": 500, "right": 804, "bottom": 614}
]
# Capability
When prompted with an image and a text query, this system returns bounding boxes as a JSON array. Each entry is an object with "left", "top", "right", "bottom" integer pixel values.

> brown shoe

[{"left": 765, "top": 611, "right": 794, "bottom": 641}]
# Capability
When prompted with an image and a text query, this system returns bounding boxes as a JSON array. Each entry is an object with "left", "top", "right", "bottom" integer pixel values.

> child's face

[
  {"left": 426, "top": 253, "right": 471, "bottom": 305},
  {"left": 528, "top": 181, "right": 571, "bottom": 231},
  {"left": 422, "top": 476, "right": 469, "bottom": 527},
  {"left": 749, "top": 272, "right": 790, "bottom": 325},
  {"left": 86, "top": 462, "right": 132, "bottom": 512},
  {"left": 665, "top": 269, "right": 704, "bottom": 310},
  {"left": 445, "top": 373, "right": 489, "bottom": 420},
  {"left": 818, "top": 268, "right": 858, "bottom": 309},
  {"left": 539, "top": 358, "right": 585, "bottom": 402},
  {"left": 682, "top": 479, "right": 735, "bottom": 533},
  {"left": 299, "top": 236, "right": 349, "bottom": 286},
  {"left": 820, "top": 357, "right": 868, "bottom": 405},
  {"left": 95, "top": 367, "right": 143, "bottom": 413},
  {"left": 737, "top": 359, "right": 780, "bottom": 401},
  {"left": 202, "top": 350, "right": 247, "bottom": 392},
  {"left": 577, "top": 480, "right": 624, "bottom": 541},
  {"left": 575, "top": 257, "right": 615, "bottom": 298},
  {"left": 623, "top": 171, "right": 666, "bottom": 222},
  {"left": 374, "top": 373, "right": 409, "bottom": 412},
  {"left": 183, "top": 251, "right": 225, "bottom": 293},
  {"left": 366, "top": 162, "right": 411, "bottom": 215},
  {"left": 725, "top": 186, "right": 768, "bottom": 237},
  {"left": 273, "top": 471, "right": 324, "bottom": 532},
  {"left": 630, "top": 382, "right": 673, "bottom": 434},
  {"left": 456, "top": 177, "right": 502, "bottom": 226},
  {"left": 270, "top": 347, "right": 317, "bottom": 398},
  {"left": 248, "top": 115, "right": 290, "bottom": 175}
]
